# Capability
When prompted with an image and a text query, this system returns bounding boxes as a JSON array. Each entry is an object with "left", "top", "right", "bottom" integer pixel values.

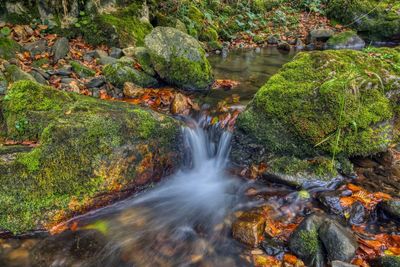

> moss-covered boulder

[
  {"left": 145, "top": 27, "right": 214, "bottom": 91},
  {"left": 232, "top": 48, "right": 400, "bottom": 186},
  {"left": 0, "top": 37, "right": 22, "bottom": 60},
  {"left": 326, "top": 31, "right": 366, "bottom": 50},
  {"left": 103, "top": 61, "right": 158, "bottom": 88},
  {"left": 0, "top": 80, "right": 182, "bottom": 234},
  {"left": 326, "top": 0, "right": 400, "bottom": 42}
]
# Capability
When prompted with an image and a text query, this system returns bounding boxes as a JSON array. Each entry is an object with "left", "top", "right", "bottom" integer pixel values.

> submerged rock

[
  {"left": 232, "top": 210, "right": 266, "bottom": 247},
  {"left": 326, "top": 31, "right": 365, "bottom": 50},
  {"left": 145, "top": 27, "right": 214, "bottom": 91},
  {"left": 0, "top": 80, "right": 182, "bottom": 234},
  {"left": 232, "top": 48, "right": 400, "bottom": 185}
]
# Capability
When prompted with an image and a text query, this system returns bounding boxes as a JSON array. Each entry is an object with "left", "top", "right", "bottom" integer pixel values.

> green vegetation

[
  {"left": 0, "top": 80, "right": 182, "bottom": 233},
  {"left": 0, "top": 37, "right": 22, "bottom": 60}
]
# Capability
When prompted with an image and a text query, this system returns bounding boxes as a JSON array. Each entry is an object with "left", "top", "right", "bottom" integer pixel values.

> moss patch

[
  {"left": 0, "top": 80, "right": 182, "bottom": 233},
  {"left": 0, "top": 37, "right": 22, "bottom": 60}
]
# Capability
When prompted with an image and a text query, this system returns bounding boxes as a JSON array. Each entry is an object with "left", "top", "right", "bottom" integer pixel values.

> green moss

[
  {"left": 103, "top": 62, "right": 158, "bottom": 88},
  {"left": 299, "top": 229, "right": 319, "bottom": 254},
  {"left": 0, "top": 37, "right": 22, "bottom": 60},
  {"left": 32, "top": 58, "right": 50, "bottom": 68},
  {"left": 377, "top": 256, "right": 400, "bottom": 267},
  {"left": 0, "top": 80, "right": 181, "bottom": 233},
  {"left": 242, "top": 49, "right": 399, "bottom": 158},
  {"left": 327, "top": 31, "right": 358, "bottom": 46},
  {"left": 71, "top": 61, "right": 95, "bottom": 78}
]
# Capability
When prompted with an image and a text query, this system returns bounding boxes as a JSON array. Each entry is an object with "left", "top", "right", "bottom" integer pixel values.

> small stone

[
  {"left": 24, "top": 39, "right": 48, "bottom": 56},
  {"left": 349, "top": 202, "right": 368, "bottom": 225},
  {"left": 71, "top": 61, "right": 95, "bottom": 78},
  {"left": 267, "top": 35, "right": 280, "bottom": 45},
  {"left": 261, "top": 238, "right": 286, "bottom": 257},
  {"left": 171, "top": 93, "right": 190, "bottom": 115},
  {"left": 32, "top": 68, "right": 50, "bottom": 80},
  {"left": 93, "top": 49, "right": 108, "bottom": 59},
  {"left": 123, "top": 82, "right": 143, "bottom": 98},
  {"left": 295, "top": 38, "right": 305, "bottom": 50},
  {"left": 318, "top": 191, "right": 344, "bottom": 216},
  {"left": 30, "top": 70, "right": 48, "bottom": 85},
  {"left": 61, "top": 78, "right": 75, "bottom": 84},
  {"left": 52, "top": 37, "right": 69, "bottom": 62},
  {"left": 99, "top": 55, "right": 118, "bottom": 65},
  {"left": 85, "top": 76, "right": 106, "bottom": 88},
  {"left": 232, "top": 210, "right": 266, "bottom": 247},
  {"left": 110, "top": 47, "right": 123, "bottom": 59},
  {"left": 318, "top": 220, "right": 358, "bottom": 262}
]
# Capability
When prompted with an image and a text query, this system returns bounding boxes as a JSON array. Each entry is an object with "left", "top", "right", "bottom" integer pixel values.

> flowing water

[{"left": 0, "top": 48, "right": 301, "bottom": 267}]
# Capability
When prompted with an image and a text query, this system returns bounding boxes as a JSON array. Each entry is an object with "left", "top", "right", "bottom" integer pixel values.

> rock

[
  {"left": 171, "top": 93, "right": 190, "bottom": 115},
  {"left": 261, "top": 238, "right": 286, "bottom": 257},
  {"left": 289, "top": 214, "right": 325, "bottom": 267},
  {"left": 0, "top": 80, "right": 183, "bottom": 233},
  {"left": 267, "top": 35, "right": 280, "bottom": 45},
  {"left": 0, "top": 37, "right": 22, "bottom": 60},
  {"left": 32, "top": 68, "right": 50, "bottom": 80},
  {"left": 144, "top": 27, "right": 213, "bottom": 91},
  {"left": 93, "top": 49, "right": 108, "bottom": 59},
  {"left": 371, "top": 256, "right": 400, "bottom": 267},
  {"left": 309, "top": 28, "right": 334, "bottom": 43},
  {"left": 326, "top": 31, "right": 366, "bottom": 50},
  {"left": 52, "top": 37, "right": 69, "bottom": 62},
  {"left": 103, "top": 61, "right": 158, "bottom": 88},
  {"left": 123, "top": 82, "right": 143, "bottom": 98},
  {"left": 70, "top": 61, "right": 96, "bottom": 78},
  {"left": 99, "top": 55, "right": 118, "bottom": 66},
  {"left": 30, "top": 69, "right": 48, "bottom": 85},
  {"left": 317, "top": 191, "right": 344, "bottom": 216},
  {"left": 0, "top": 70, "right": 7, "bottom": 95},
  {"left": 277, "top": 41, "right": 291, "bottom": 51},
  {"left": 175, "top": 19, "right": 187, "bottom": 33},
  {"left": 23, "top": 39, "right": 48, "bottom": 56},
  {"left": 122, "top": 47, "right": 136, "bottom": 57},
  {"left": 318, "top": 220, "right": 358, "bottom": 262},
  {"left": 295, "top": 38, "right": 305, "bottom": 50},
  {"left": 110, "top": 47, "right": 123, "bottom": 59},
  {"left": 331, "top": 261, "right": 357, "bottom": 267},
  {"left": 133, "top": 47, "right": 155, "bottom": 76},
  {"left": 232, "top": 210, "right": 266, "bottom": 247},
  {"left": 326, "top": 1, "right": 400, "bottom": 42},
  {"left": 348, "top": 201, "right": 368, "bottom": 225},
  {"left": 379, "top": 199, "right": 400, "bottom": 221},
  {"left": 232, "top": 48, "right": 400, "bottom": 181},
  {"left": 4, "top": 64, "right": 36, "bottom": 83},
  {"left": 85, "top": 76, "right": 106, "bottom": 89},
  {"left": 60, "top": 77, "right": 75, "bottom": 84}
]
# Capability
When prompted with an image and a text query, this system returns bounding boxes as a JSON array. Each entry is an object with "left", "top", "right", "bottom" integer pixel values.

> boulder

[
  {"left": 4, "top": 64, "right": 36, "bottom": 83},
  {"left": 103, "top": 61, "right": 158, "bottom": 88},
  {"left": 309, "top": 28, "right": 334, "bottom": 43},
  {"left": 326, "top": 31, "right": 366, "bottom": 50},
  {"left": 326, "top": 0, "right": 400, "bottom": 42},
  {"left": 0, "top": 80, "right": 182, "bottom": 234},
  {"left": 232, "top": 48, "right": 400, "bottom": 185},
  {"left": 0, "top": 37, "right": 22, "bottom": 60},
  {"left": 133, "top": 47, "right": 156, "bottom": 76},
  {"left": 145, "top": 27, "right": 214, "bottom": 91}
]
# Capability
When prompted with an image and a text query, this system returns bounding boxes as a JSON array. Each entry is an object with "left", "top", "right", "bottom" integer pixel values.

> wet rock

[
  {"left": 261, "top": 238, "right": 286, "bottom": 257},
  {"left": 326, "top": 31, "right": 365, "bottom": 50},
  {"left": 309, "top": 28, "right": 334, "bottom": 43},
  {"left": 277, "top": 41, "right": 291, "bottom": 52},
  {"left": 123, "top": 82, "right": 143, "bottom": 98},
  {"left": 145, "top": 27, "right": 213, "bottom": 91},
  {"left": 379, "top": 200, "right": 400, "bottom": 221},
  {"left": 348, "top": 202, "right": 368, "bottom": 225},
  {"left": 267, "top": 35, "right": 280, "bottom": 45},
  {"left": 85, "top": 76, "right": 106, "bottom": 89},
  {"left": 317, "top": 191, "right": 344, "bottom": 216},
  {"left": 103, "top": 61, "right": 158, "bottom": 88},
  {"left": 171, "top": 93, "right": 190, "bottom": 115},
  {"left": 232, "top": 210, "right": 266, "bottom": 247},
  {"left": 318, "top": 220, "right": 358, "bottom": 262},
  {"left": 110, "top": 47, "right": 123, "bottom": 59},
  {"left": 0, "top": 37, "right": 22, "bottom": 60},
  {"left": 289, "top": 214, "right": 325, "bottom": 267},
  {"left": 52, "top": 37, "right": 69, "bottom": 62},
  {"left": 24, "top": 39, "right": 48, "bottom": 56},
  {"left": 331, "top": 261, "right": 357, "bottom": 267},
  {"left": 4, "top": 64, "right": 35, "bottom": 83}
]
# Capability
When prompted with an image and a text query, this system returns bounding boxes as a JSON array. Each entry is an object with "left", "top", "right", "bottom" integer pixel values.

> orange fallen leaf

[{"left": 340, "top": 196, "right": 356, "bottom": 207}]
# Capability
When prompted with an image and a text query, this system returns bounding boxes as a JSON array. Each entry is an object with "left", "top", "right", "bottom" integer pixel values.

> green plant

[{"left": 0, "top": 27, "right": 11, "bottom": 37}]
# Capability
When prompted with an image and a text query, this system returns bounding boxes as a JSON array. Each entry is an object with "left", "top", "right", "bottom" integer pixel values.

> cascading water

[{"left": 27, "top": 117, "right": 251, "bottom": 267}]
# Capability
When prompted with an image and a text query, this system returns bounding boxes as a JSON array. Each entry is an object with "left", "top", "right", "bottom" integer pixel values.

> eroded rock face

[
  {"left": 0, "top": 80, "right": 183, "bottom": 234},
  {"left": 145, "top": 27, "right": 214, "bottom": 91},
  {"left": 232, "top": 47, "right": 400, "bottom": 186}
]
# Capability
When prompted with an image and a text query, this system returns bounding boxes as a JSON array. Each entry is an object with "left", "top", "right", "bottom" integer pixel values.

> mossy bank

[
  {"left": 0, "top": 81, "right": 183, "bottom": 234},
  {"left": 232, "top": 47, "right": 400, "bottom": 186}
]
